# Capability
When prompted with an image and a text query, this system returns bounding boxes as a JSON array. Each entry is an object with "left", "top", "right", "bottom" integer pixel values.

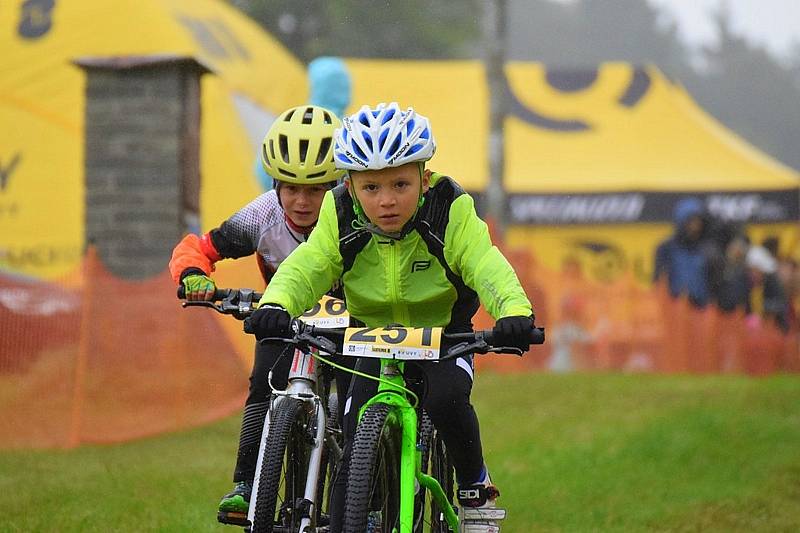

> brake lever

[
  {"left": 485, "top": 345, "right": 525, "bottom": 356},
  {"left": 446, "top": 339, "right": 490, "bottom": 359},
  {"left": 297, "top": 332, "right": 337, "bottom": 355},
  {"left": 181, "top": 301, "right": 224, "bottom": 313},
  {"left": 255, "top": 336, "right": 294, "bottom": 345}
]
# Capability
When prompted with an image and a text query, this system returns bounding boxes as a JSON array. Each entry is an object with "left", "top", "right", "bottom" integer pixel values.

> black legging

[
  {"left": 232, "top": 340, "right": 355, "bottom": 482},
  {"left": 328, "top": 355, "right": 484, "bottom": 533}
]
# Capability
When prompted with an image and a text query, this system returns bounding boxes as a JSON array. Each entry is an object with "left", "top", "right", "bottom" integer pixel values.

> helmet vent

[
  {"left": 388, "top": 135, "right": 401, "bottom": 157},
  {"left": 299, "top": 139, "right": 309, "bottom": 163},
  {"left": 316, "top": 137, "right": 332, "bottom": 165},
  {"left": 323, "top": 111, "right": 332, "bottom": 124},
  {"left": 302, "top": 107, "right": 314, "bottom": 124},
  {"left": 262, "top": 144, "right": 271, "bottom": 167},
  {"left": 353, "top": 141, "right": 367, "bottom": 161},
  {"left": 362, "top": 132, "right": 373, "bottom": 152},
  {"left": 284, "top": 109, "right": 295, "bottom": 121},
  {"left": 279, "top": 134, "right": 290, "bottom": 163},
  {"left": 307, "top": 170, "right": 327, "bottom": 179},
  {"left": 278, "top": 168, "right": 296, "bottom": 178},
  {"left": 269, "top": 139, "right": 276, "bottom": 161}
]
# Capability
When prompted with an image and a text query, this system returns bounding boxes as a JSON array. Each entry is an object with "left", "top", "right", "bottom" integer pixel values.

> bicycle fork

[{"left": 394, "top": 402, "right": 460, "bottom": 533}]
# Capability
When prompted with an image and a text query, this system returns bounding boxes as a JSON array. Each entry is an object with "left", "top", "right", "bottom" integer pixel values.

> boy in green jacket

[{"left": 249, "top": 102, "right": 536, "bottom": 532}]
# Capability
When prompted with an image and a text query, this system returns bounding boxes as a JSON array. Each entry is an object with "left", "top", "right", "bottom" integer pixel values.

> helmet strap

[
  {"left": 284, "top": 213, "right": 316, "bottom": 235},
  {"left": 274, "top": 179, "right": 283, "bottom": 208}
]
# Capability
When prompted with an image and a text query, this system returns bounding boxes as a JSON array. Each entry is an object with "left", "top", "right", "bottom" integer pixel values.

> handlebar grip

[
  {"left": 176, "top": 285, "right": 231, "bottom": 301},
  {"left": 243, "top": 317, "right": 255, "bottom": 335},
  {"left": 479, "top": 327, "right": 545, "bottom": 346}
]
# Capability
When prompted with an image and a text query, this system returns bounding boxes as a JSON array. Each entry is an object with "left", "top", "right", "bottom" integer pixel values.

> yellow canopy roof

[{"left": 503, "top": 63, "right": 799, "bottom": 193}]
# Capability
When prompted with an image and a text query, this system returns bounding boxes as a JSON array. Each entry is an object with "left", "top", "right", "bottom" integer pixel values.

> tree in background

[
  {"left": 231, "top": 0, "right": 479, "bottom": 62},
  {"left": 507, "top": 0, "right": 690, "bottom": 78},
  {"left": 685, "top": 5, "right": 800, "bottom": 172}
]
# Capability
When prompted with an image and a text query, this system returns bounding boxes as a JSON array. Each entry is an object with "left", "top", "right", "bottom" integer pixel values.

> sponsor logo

[
  {"left": 0, "top": 245, "right": 82, "bottom": 268},
  {"left": 411, "top": 260, "right": 431, "bottom": 272},
  {"left": 18, "top": 0, "right": 55, "bottom": 40},
  {"left": 343, "top": 149, "right": 368, "bottom": 167},
  {"left": 0, "top": 153, "right": 22, "bottom": 192},
  {"left": 458, "top": 489, "right": 481, "bottom": 500},
  {"left": 387, "top": 141, "right": 411, "bottom": 165},
  {"left": 706, "top": 194, "right": 788, "bottom": 222},
  {"left": 509, "top": 194, "right": 645, "bottom": 224}
]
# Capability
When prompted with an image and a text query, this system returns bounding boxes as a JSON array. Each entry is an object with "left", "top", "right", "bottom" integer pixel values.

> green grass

[{"left": 2, "top": 373, "right": 800, "bottom": 531}]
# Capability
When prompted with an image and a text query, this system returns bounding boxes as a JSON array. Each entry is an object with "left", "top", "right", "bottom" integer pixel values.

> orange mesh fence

[
  {"left": 0, "top": 248, "right": 248, "bottom": 449},
  {"left": 475, "top": 235, "right": 800, "bottom": 375},
  {"left": 2, "top": 239, "right": 798, "bottom": 450}
]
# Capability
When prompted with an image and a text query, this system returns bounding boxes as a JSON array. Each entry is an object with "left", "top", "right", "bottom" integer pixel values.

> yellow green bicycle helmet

[{"left": 261, "top": 105, "right": 346, "bottom": 185}]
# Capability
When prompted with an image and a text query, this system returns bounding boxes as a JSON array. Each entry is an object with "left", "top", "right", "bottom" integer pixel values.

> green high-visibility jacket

[{"left": 259, "top": 173, "right": 533, "bottom": 330}]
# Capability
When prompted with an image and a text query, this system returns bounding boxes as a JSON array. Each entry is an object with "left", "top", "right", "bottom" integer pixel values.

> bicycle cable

[{"left": 311, "top": 350, "right": 420, "bottom": 408}]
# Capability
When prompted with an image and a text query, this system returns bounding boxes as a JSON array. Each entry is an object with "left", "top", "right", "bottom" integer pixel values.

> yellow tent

[
  {"left": 1, "top": 0, "right": 306, "bottom": 279},
  {"left": 344, "top": 60, "right": 799, "bottom": 282},
  {"left": 502, "top": 63, "right": 799, "bottom": 282}
]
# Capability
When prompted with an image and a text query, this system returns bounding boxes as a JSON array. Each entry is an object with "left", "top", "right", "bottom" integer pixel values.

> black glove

[
  {"left": 249, "top": 304, "right": 292, "bottom": 340},
  {"left": 492, "top": 315, "right": 535, "bottom": 351}
]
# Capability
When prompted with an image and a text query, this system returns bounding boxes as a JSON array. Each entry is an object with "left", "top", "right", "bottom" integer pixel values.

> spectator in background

[
  {"left": 252, "top": 56, "right": 352, "bottom": 191},
  {"left": 653, "top": 197, "right": 713, "bottom": 307},
  {"left": 777, "top": 257, "right": 800, "bottom": 330},
  {"left": 762, "top": 235, "right": 781, "bottom": 260},
  {"left": 308, "top": 56, "right": 352, "bottom": 118},
  {"left": 746, "top": 245, "right": 789, "bottom": 332},
  {"left": 716, "top": 234, "right": 752, "bottom": 313}
]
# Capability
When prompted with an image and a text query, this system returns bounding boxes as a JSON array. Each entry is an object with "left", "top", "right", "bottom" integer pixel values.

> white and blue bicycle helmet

[{"left": 334, "top": 102, "right": 436, "bottom": 171}]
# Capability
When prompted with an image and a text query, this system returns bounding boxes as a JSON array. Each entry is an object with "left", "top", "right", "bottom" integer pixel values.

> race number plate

[
  {"left": 301, "top": 295, "right": 349, "bottom": 328},
  {"left": 343, "top": 327, "right": 443, "bottom": 360}
]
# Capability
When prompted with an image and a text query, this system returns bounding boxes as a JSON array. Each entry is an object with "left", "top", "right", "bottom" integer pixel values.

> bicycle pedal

[
  {"left": 460, "top": 507, "right": 506, "bottom": 521},
  {"left": 460, "top": 523, "right": 501, "bottom": 533},
  {"left": 458, "top": 506, "right": 506, "bottom": 533},
  {"left": 217, "top": 510, "right": 251, "bottom": 527}
]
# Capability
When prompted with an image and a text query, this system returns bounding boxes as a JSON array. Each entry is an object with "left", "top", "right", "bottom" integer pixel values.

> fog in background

[{"left": 230, "top": 0, "right": 800, "bottom": 175}]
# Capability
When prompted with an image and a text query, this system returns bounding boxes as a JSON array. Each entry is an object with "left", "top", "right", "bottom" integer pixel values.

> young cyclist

[
  {"left": 248, "top": 102, "right": 536, "bottom": 532},
  {"left": 168, "top": 105, "right": 351, "bottom": 525}
]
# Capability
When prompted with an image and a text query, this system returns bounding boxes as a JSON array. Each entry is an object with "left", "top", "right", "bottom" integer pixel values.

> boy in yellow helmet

[{"left": 169, "top": 105, "right": 350, "bottom": 524}]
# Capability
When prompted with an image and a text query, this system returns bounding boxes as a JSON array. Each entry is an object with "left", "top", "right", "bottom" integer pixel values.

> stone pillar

[{"left": 74, "top": 55, "right": 210, "bottom": 279}]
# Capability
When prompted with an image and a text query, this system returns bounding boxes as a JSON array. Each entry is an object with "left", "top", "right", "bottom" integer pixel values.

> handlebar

[
  {"left": 177, "top": 286, "right": 263, "bottom": 320},
  {"left": 247, "top": 318, "right": 545, "bottom": 361}
]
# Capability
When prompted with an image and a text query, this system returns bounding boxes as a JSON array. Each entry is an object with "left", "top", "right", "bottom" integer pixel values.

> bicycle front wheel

[
  {"left": 251, "top": 398, "right": 310, "bottom": 533},
  {"left": 344, "top": 403, "right": 402, "bottom": 532}
]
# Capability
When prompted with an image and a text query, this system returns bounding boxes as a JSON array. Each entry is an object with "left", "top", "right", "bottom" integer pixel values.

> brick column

[{"left": 74, "top": 55, "right": 210, "bottom": 279}]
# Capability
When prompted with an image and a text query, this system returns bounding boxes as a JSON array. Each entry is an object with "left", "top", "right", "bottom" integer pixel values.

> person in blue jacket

[{"left": 653, "top": 197, "right": 714, "bottom": 307}]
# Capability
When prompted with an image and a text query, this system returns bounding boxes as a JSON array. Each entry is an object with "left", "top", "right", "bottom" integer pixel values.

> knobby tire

[
  {"left": 429, "top": 430, "right": 455, "bottom": 533},
  {"left": 343, "top": 403, "right": 401, "bottom": 532},
  {"left": 252, "top": 398, "right": 310, "bottom": 533}
]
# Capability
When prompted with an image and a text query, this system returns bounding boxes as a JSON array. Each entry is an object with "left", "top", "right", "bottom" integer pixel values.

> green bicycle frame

[{"left": 357, "top": 359, "right": 459, "bottom": 533}]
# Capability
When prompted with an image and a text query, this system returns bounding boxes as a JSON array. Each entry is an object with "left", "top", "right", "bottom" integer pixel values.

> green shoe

[{"left": 217, "top": 481, "right": 252, "bottom": 526}]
